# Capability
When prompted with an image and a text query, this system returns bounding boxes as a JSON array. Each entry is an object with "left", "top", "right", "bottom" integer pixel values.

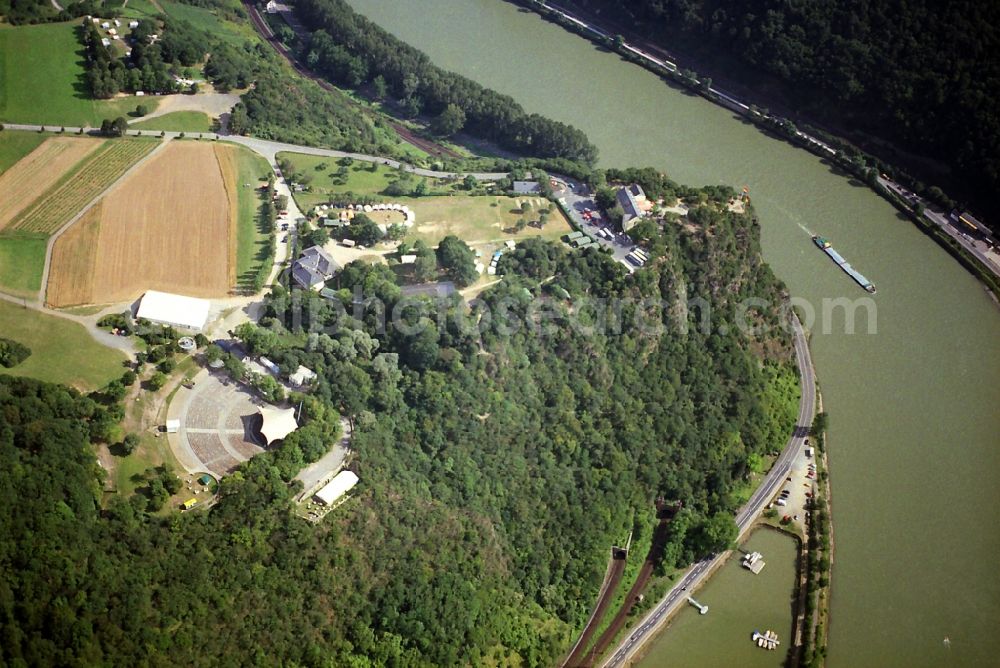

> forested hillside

[
  {"left": 564, "top": 0, "right": 1000, "bottom": 224},
  {"left": 292, "top": 0, "right": 598, "bottom": 164},
  {"left": 0, "top": 192, "right": 799, "bottom": 664}
]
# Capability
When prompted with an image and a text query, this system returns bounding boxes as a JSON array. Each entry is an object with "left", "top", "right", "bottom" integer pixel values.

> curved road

[{"left": 601, "top": 315, "right": 816, "bottom": 667}]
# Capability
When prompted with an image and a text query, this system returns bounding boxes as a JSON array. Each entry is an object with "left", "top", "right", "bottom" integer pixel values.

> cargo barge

[{"left": 813, "top": 236, "right": 876, "bottom": 293}]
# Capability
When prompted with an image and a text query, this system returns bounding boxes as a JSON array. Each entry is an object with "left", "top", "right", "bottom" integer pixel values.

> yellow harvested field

[
  {"left": 0, "top": 137, "right": 104, "bottom": 230},
  {"left": 10, "top": 138, "right": 159, "bottom": 235},
  {"left": 46, "top": 205, "right": 101, "bottom": 307},
  {"left": 48, "top": 142, "right": 234, "bottom": 307},
  {"left": 213, "top": 144, "right": 240, "bottom": 287}
]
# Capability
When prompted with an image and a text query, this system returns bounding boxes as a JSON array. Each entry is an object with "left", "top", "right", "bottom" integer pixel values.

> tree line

[{"left": 291, "top": 0, "right": 599, "bottom": 165}]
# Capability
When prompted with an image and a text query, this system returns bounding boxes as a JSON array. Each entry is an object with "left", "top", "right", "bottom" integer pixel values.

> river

[
  {"left": 637, "top": 529, "right": 798, "bottom": 667},
  {"left": 346, "top": 1, "right": 1000, "bottom": 665}
]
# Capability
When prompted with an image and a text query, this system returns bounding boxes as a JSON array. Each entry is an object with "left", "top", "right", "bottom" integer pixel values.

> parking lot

[
  {"left": 770, "top": 439, "right": 818, "bottom": 527},
  {"left": 553, "top": 178, "right": 639, "bottom": 268}
]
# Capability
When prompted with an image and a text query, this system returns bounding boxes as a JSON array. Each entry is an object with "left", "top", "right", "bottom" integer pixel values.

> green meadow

[{"left": 0, "top": 22, "right": 157, "bottom": 127}]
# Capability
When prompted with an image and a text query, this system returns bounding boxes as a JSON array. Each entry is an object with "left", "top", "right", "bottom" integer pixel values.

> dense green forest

[
  {"left": 563, "top": 0, "right": 1000, "bottom": 225},
  {"left": 291, "top": 0, "right": 598, "bottom": 164},
  {"left": 0, "top": 191, "right": 799, "bottom": 664}
]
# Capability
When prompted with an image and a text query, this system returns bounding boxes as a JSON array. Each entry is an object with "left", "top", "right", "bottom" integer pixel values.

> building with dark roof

[
  {"left": 617, "top": 184, "right": 649, "bottom": 232},
  {"left": 292, "top": 245, "right": 341, "bottom": 290}
]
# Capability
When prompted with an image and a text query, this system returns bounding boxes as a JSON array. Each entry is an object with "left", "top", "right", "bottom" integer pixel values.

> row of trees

[{"left": 293, "top": 0, "right": 599, "bottom": 164}]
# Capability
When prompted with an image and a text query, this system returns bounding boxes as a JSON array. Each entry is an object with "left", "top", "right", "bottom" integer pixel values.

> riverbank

[{"left": 508, "top": 0, "right": 1000, "bottom": 299}]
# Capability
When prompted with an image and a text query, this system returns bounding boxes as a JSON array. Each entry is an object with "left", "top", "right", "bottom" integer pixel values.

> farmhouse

[
  {"left": 314, "top": 470, "right": 359, "bottom": 506},
  {"left": 257, "top": 406, "right": 298, "bottom": 445},
  {"left": 617, "top": 184, "right": 652, "bottom": 232},
  {"left": 292, "top": 245, "right": 341, "bottom": 290},
  {"left": 136, "top": 290, "right": 210, "bottom": 330}
]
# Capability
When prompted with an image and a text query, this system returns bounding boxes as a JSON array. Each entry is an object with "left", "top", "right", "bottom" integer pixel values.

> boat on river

[
  {"left": 752, "top": 629, "right": 780, "bottom": 650},
  {"left": 813, "top": 236, "right": 877, "bottom": 293}
]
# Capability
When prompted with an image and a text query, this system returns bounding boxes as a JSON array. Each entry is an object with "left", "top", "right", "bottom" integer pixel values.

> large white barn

[{"left": 136, "top": 291, "right": 210, "bottom": 331}]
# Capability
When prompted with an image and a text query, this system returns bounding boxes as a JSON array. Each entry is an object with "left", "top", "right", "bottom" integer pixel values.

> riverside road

[{"left": 601, "top": 315, "right": 816, "bottom": 667}]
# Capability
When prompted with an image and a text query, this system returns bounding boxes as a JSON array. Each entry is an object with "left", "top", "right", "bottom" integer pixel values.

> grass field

[
  {"left": 216, "top": 143, "right": 272, "bottom": 288},
  {"left": 48, "top": 142, "right": 234, "bottom": 306},
  {"left": 0, "top": 235, "right": 46, "bottom": 297},
  {"left": 0, "top": 136, "right": 105, "bottom": 230},
  {"left": 0, "top": 22, "right": 159, "bottom": 126},
  {"left": 0, "top": 299, "right": 125, "bottom": 391},
  {"left": 132, "top": 111, "right": 213, "bottom": 133},
  {"left": 9, "top": 138, "right": 159, "bottom": 235},
  {"left": 277, "top": 152, "right": 417, "bottom": 202},
  {"left": 399, "top": 195, "right": 572, "bottom": 246},
  {"left": 159, "top": 0, "right": 256, "bottom": 45},
  {"left": 119, "top": 0, "right": 162, "bottom": 19},
  {"left": 0, "top": 131, "right": 48, "bottom": 173}
]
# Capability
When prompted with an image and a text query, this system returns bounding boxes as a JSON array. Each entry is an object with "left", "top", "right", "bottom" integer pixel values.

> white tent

[
  {"left": 289, "top": 365, "right": 317, "bottom": 387},
  {"left": 165, "top": 419, "right": 180, "bottom": 433},
  {"left": 136, "top": 290, "right": 210, "bottom": 330},
  {"left": 258, "top": 406, "right": 298, "bottom": 445},
  {"left": 314, "top": 470, "right": 359, "bottom": 505}
]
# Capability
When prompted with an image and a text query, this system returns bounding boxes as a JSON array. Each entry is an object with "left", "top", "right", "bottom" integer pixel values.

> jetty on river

[
  {"left": 752, "top": 629, "right": 780, "bottom": 650},
  {"left": 687, "top": 597, "right": 708, "bottom": 614},
  {"left": 742, "top": 551, "right": 766, "bottom": 575}
]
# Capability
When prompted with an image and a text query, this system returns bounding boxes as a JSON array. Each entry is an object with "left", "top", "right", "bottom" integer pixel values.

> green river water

[
  {"left": 637, "top": 529, "right": 798, "bottom": 668},
  {"left": 347, "top": 1, "right": 1000, "bottom": 665}
]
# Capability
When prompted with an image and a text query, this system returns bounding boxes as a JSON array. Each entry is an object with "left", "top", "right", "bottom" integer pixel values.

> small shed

[
  {"left": 182, "top": 498, "right": 198, "bottom": 510},
  {"left": 165, "top": 419, "right": 180, "bottom": 433}
]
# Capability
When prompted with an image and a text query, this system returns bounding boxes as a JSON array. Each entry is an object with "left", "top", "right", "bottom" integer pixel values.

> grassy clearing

[
  {"left": 160, "top": 1, "right": 256, "bottom": 45},
  {"left": 0, "top": 131, "right": 47, "bottom": 173},
  {"left": 114, "top": 357, "right": 199, "bottom": 498},
  {"left": 401, "top": 195, "right": 572, "bottom": 246},
  {"left": 0, "top": 235, "right": 46, "bottom": 297},
  {"left": 120, "top": 0, "right": 162, "bottom": 19},
  {"left": 277, "top": 153, "right": 434, "bottom": 210},
  {"left": 0, "top": 299, "right": 125, "bottom": 391},
  {"left": 216, "top": 143, "right": 272, "bottom": 288},
  {"left": 132, "top": 111, "right": 213, "bottom": 132},
  {"left": 0, "top": 22, "right": 159, "bottom": 126},
  {"left": 10, "top": 137, "right": 159, "bottom": 235}
]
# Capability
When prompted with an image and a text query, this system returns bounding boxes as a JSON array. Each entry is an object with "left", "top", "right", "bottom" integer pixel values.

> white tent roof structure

[
  {"left": 314, "top": 470, "right": 359, "bottom": 505},
  {"left": 136, "top": 290, "right": 210, "bottom": 330},
  {"left": 258, "top": 406, "right": 298, "bottom": 445}
]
